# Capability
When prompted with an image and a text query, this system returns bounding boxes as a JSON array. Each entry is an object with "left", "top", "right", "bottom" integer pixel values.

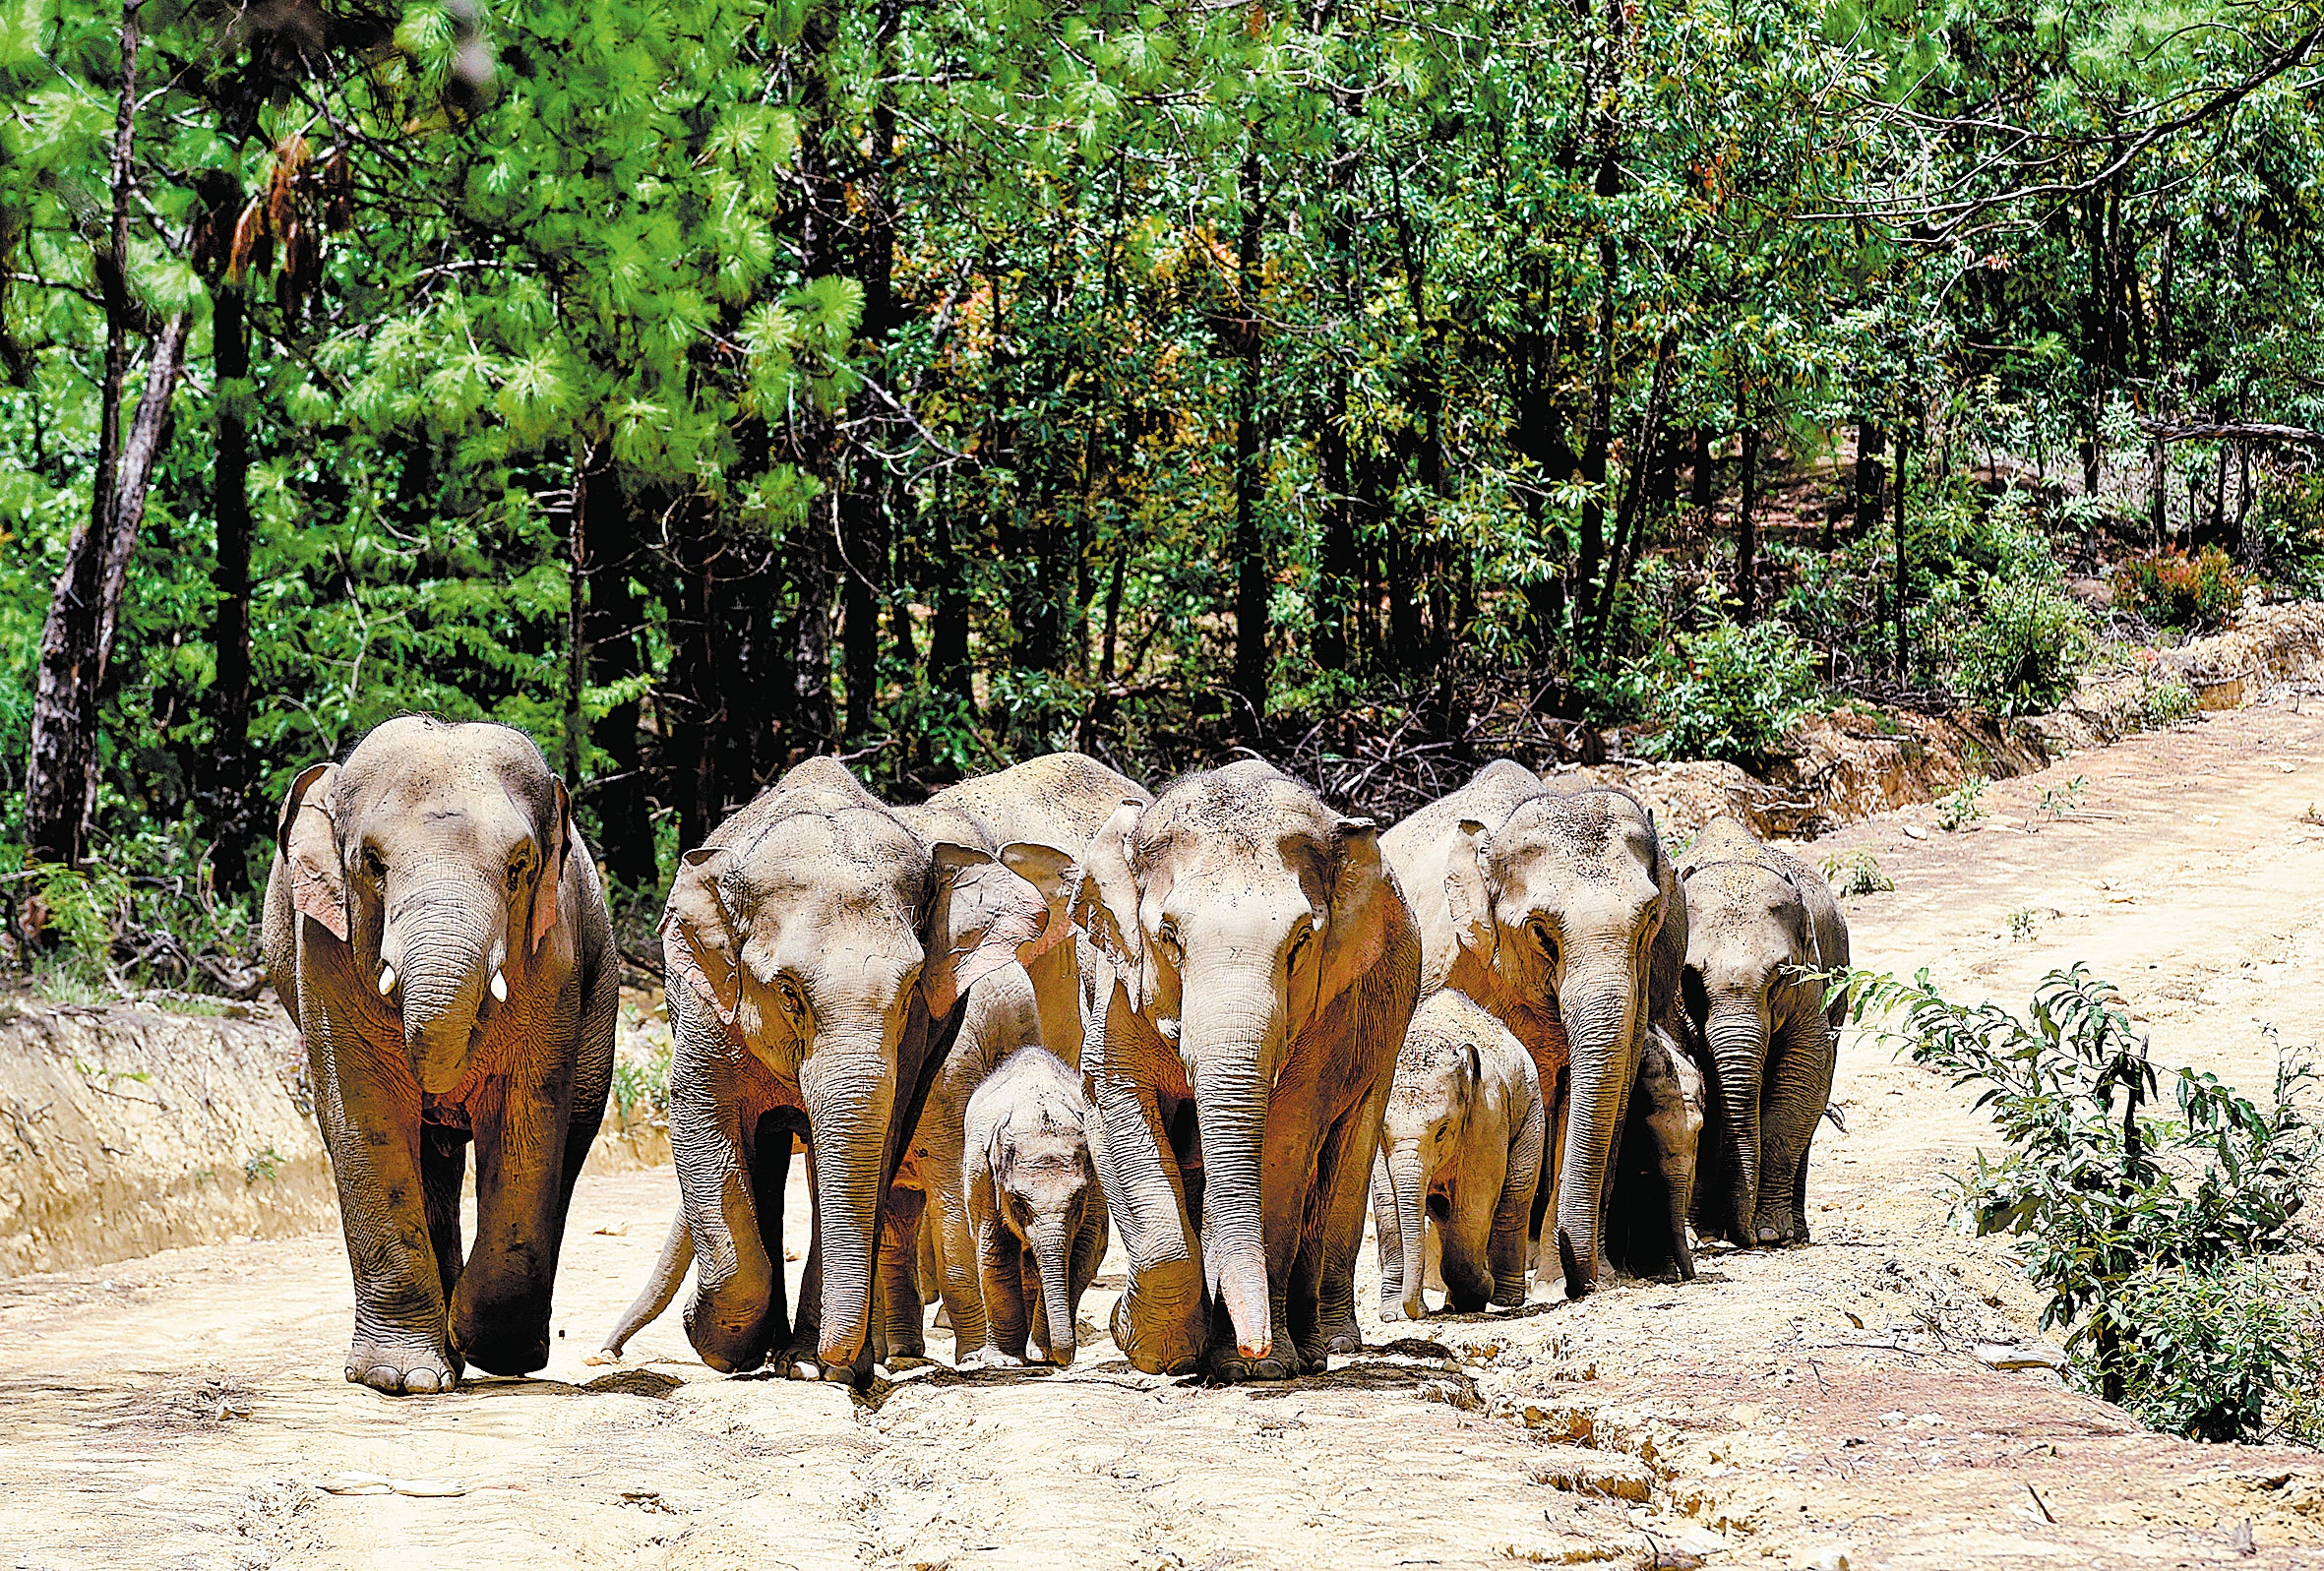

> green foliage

[
  {"left": 243, "top": 1146, "right": 282, "bottom": 1184},
  {"left": 1819, "top": 849, "right": 1894, "bottom": 897},
  {"left": 2113, "top": 548, "right": 2247, "bottom": 634},
  {"left": 1636, "top": 615, "right": 1820, "bottom": 771},
  {"left": 1944, "top": 576, "right": 2094, "bottom": 718},
  {"left": 2139, "top": 674, "right": 2202, "bottom": 728},
  {"left": 2037, "top": 776, "right": 2087, "bottom": 819},
  {"left": 1935, "top": 775, "right": 1988, "bottom": 830},
  {"left": 1843, "top": 965, "right": 2324, "bottom": 1444},
  {"left": 2006, "top": 908, "right": 2037, "bottom": 941}
]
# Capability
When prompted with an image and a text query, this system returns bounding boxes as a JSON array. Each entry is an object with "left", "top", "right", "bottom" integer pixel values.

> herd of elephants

[{"left": 263, "top": 715, "right": 1848, "bottom": 1395}]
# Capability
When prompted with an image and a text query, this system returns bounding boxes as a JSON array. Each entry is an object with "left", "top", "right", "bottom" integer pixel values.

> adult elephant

[
  {"left": 265, "top": 716, "right": 617, "bottom": 1395},
  {"left": 1071, "top": 761, "right": 1419, "bottom": 1380},
  {"left": 927, "top": 753, "right": 1152, "bottom": 1066},
  {"left": 1380, "top": 760, "right": 1686, "bottom": 1298},
  {"left": 656, "top": 757, "right": 1048, "bottom": 1384},
  {"left": 1679, "top": 816, "right": 1848, "bottom": 1248}
]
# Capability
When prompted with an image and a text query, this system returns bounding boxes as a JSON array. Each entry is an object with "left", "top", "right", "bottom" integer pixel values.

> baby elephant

[
  {"left": 1680, "top": 816, "right": 1849, "bottom": 1248},
  {"left": 1629, "top": 1022, "right": 1708, "bottom": 1280},
  {"left": 1372, "top": 992, "right": 1546, "bottom": 1319},
  {"left": 961, "top": 1047, "right": 1108, "bottom": 1367}
]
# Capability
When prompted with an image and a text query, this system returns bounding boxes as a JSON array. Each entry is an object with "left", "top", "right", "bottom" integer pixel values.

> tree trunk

[
  {"left": 1586, "top": 330, "right": 1676, "bottom": 653},
  {"left": 1735, "top": 420, "right": 1761, "bottom": 623},
  {"left": 1893, "top": 416, "right": 1912, "bottom": 681},
  {"left": 580, "top": 457, "right": 656, "bottom": 889},
  {"left": 564, "top": 442, "right": 589, "bottom": 788},
  {"left": 1690, "top": 426, "right": 1714, "bottom": 513},
  {"left": 199, "top": 270, "right": 254, "bottom": 889},
  {"left": 1229, "top": 143, "right": 1268, "bottom": 729},
  {"left": 839, "top": 0, "right": 904, "bottom": 744}
]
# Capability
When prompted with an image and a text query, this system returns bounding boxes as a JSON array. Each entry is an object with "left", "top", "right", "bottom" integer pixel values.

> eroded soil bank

[{"left": 6, "top": 697, "right": 2324, "bottom": 1568}]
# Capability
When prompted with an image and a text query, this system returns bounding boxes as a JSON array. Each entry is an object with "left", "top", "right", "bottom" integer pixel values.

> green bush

[
  {"left": 1948, "top": 575, "right": 2094, "bottom": 716},
  {"left": 1819, "top": 849, "right": 1894, "bottom": 897},
  {"left": 1843, "top": 965, "right": 2324, "bottom": 1443},
  {"left": 2113, "top": 546, "right": 2246, "bottom": 633},
  {"left": 1636, "top": 615, "right": 1819, "bottom": 770}
]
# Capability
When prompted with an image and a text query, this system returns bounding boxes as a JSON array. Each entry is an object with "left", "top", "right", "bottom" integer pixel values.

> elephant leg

[
  {"left": 971, "top": 1217, "right": 1030, "bottom": 1367},
  {"left": 779, "top": 1141, "right": 827, "bottom": 1378},
  {"left": 1091, "top": 1070, "right": 1205, "bottom": 1377},
  {"left": 751, "top": 1118, "right": 795, "bottom": 1358},
  {"left": 1490, "top": 1095, "right": 1547, "bottom": 1308},
  {"left": 419, "top": 1123, "right": 467, "bottom": 1309},
  {"left": 1531, "top": 1063, "right": 1569, "bottom": 1279},
  {"left": 918, "top": 1222, "right": 946, "bottom": 1328},
  {"left": 1756, "top": 1018, "right": 1836, "bottom": 1245},
  {"left": 455, "top": 1059, "right": 579, "bottom": 1378},
  {"left": 1307, "top": 1078, "right": 1388, "bottom": 1362},
  {"left": 877, "top": 1185, "right": 930, "bottom": 1365},
  {"left": 314, "top": 1030, "right": 458, "bottom": 1395},
  {"left": 930, "top": 1182, "right": 988, "bottom": 1361}
]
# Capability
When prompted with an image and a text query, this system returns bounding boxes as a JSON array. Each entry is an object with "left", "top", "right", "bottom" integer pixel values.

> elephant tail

[{"left": 600, "top": 1211, "right": 694, "bottom": 1359}]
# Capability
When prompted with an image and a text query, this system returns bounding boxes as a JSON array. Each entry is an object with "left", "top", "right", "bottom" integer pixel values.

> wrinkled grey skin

[
  {"left": 960, "top": 1045, "right": 1109, "bottom": 1367},
  {"left": 640, "top": 756, "right": 1048, "bottom": 1385},
  {"left": 1629, "top": 1023, "right": 1706, "bottom": 1280},
  {"left": 874, "top": 954, "right": 1046, "bottom": 1366},
  {"left": 1371, "top": 991, "right": 1545, "bottom": 1320},
  {"left": 1679, "top": 816, "right": 1848, "bottom": 1247},
  {"left": 1381, "top": 761, "right": 1687, "bottom": 1298},
  {"left": 265, "top": 716, "right": 616, "bottom": 1395},
  {"left": 928, "top": 754, "right": 1153, "bottom": 1066},
  {"left": 1073, "top": 760, "right": 1419, "bottom": 1382}
]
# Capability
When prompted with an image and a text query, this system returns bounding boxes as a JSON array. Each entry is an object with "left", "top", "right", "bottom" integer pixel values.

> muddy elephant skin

[
  {"left": 1372, "top": 991, "right": 1546, "bottom": 1320},
  {"left": 1680, "top": 816, "right": 1848, "bottom": 1248},
  {"left": 1381, "top": 760, "right": 1687, "bottom": 1297},
  {"left": 264, "top": 715, "right": 618, "bottom": 1395},
  {"left": 1072, "top": 761, "right": 1420, "bottom": 1382},
  {"left": 653, "top": 757, "right": 1048, "bottom": 1386}
]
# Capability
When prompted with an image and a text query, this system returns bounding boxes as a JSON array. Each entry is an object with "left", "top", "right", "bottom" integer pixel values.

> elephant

[
  {"left": 1380, "top": 760, "right": 1687, "bottom": 1298},
  {"left": 643, "top": 755, "right": 1050, "bottom": 1384},
  {"left": 960, "top": 1044, "right": 1109, "bottom": 1367},
  {"left": 927, "top": 753, "right": 1153, "bottom": 1066},
  {"left": 1070, "top": 760, "right": 1420, "bottom": 1381},
  {"left": 1600, "top": 1021, "right": 1707, "bottom": 1281},
  {"left": 1678, "top": 816, "right": 1848, "bottom": 1248},
  {"left": 264, "top": 716, "right": 617, "bottom": 1395},
  {"left": 1371, "top": 990, "right": 1545, "bottom": 1320}
]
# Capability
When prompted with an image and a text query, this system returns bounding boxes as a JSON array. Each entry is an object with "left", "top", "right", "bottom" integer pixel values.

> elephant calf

[
  {"left": 960, "top": 1045, "right": 1109, "bottom": 1367},
  {"left": 1680, "top": 817, "right": 1849, "bottom": 1248},
  {"left": 1605, "top": 1021, "right": 1708, "bottom": 1281},
  {"left": 1372, "top": 992, "right": 1545, "bottom": 1319}
]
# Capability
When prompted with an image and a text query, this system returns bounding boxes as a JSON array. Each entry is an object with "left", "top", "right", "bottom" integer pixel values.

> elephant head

[
  {"left": 275, "top": 715, "right": 574, "bottom": 1097},
  {"left": 1071, "top": 762, "right": 1398, "bottom": 1365},
  {"left": 1680, "top": 831, "right": 1825, "bottom": 1245},
  {"left": 985, "top": 1098, "right": 1105, "bottom": 1366},
  {"left": 1376, "top": 1033, "right": 1481, "bottom": 1321},
  {"left": 661, "top": 769, "right": 1047, "bottom": 1380},
  {"left": 1440, "top": 786, "right": 1682, "bottom": 1296}
]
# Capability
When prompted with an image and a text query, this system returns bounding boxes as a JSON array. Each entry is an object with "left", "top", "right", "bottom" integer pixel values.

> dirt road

[{"left": 9, "top": 699, "right": 2324, "bottom": 1570}]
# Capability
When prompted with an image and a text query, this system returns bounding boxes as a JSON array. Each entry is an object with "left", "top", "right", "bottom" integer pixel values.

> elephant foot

[
  {"left": 1490, "top": 1281, "right": 1528, "bottom": 1310},
  {"left": 1377, "top": 1297, "right": 1410, "bottom": 1323},
  {"left": 883, "top": 1352, "right": 938, "bottom": 1373},
  {"left": 1110, "top": 1271, "right": 1205, "bottom": 1376},
  {"left": 1204, "top": 1344, "right": 1299, "bottom": 1384},
  {"left": 345, "top": 1330, "right": 460, "bottom": 1396}
]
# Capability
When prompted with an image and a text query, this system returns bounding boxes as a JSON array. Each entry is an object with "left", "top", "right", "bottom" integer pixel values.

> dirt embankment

[
  {"left": 1574, "top": 601, "right": 2324, "bottom": 838},
  {"left": 0, "top": 997, "right": 668, "bottom": 1279}
]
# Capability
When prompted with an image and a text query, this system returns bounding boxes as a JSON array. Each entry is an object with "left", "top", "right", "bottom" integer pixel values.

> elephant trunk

[
  {"left": 1028, "top": 1215, "right": 1078, "bottom": 1366},
  {"left": 387, "top": 880, "right": 501, "bottom": 1095},
  {"left": 1185, "top": 986, "right": 1279, "bottom": 1362},
  {"left": 1386, "top": 1141, "right": 1431, "bottom": 1321},
  {"left": 800, "top": 1022, "right": 895, "bottom": 1380},
  {"left": 1554, "top": 962, "right": 1641, "bottom": 1299},
  {"left": 1704, "top": 999, "right": 1768, "bottom": 1244},
  {"left": 669, "top": 980, "right": 778, "bottom": 1374}
]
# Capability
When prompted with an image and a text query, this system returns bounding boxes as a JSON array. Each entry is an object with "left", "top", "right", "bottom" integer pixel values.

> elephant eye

[
  {"left": 1530, "top": 919, "right": 1557, "bottom": 957},
  {"left": 1287, "top": 923, "right": 1314, "bottom": 971},
  {"left": 361, "top": 847, "right": 387, "bottom": 880},
  {"left": 1154, "top": 920, "right": 1183, "bottom": 966},
  {"left": 775, "top": 978, "right": 807, "bottom": 1018},
  {"left": 505, "top": 858, "right": 528, "bottom": 892}
]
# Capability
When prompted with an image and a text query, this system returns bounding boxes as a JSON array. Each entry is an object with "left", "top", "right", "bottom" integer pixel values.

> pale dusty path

[{"left": 7, "top": 700, "right": 2324, "bottom": 1569}]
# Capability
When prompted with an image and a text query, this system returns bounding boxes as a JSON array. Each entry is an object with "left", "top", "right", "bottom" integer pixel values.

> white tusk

[
  {"left": 489, "top": 969, "right": 508, "bottom": 1003},
  {"left": 377, "top": 965, "right": 397, "bottom": 997}
]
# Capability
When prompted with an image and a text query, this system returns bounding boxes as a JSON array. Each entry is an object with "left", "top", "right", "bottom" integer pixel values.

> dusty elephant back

[{"left": 929, "top": 753, "right": 1151, "bottom": 858}]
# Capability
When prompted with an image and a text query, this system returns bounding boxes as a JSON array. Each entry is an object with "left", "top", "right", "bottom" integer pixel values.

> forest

[{"left": 5, "top": 0, "right": 2324, "bottom": 978}]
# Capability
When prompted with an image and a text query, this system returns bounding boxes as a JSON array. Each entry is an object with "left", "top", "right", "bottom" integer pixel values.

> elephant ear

[
  {"left": 999, "top": 841, "right": 1079, "bottom": 962},
  {"left": 275, "top": 761, "right": 347, "bottom": 942},
  {"left": 530, "top": 778, "right": 572, "bottom": 953},
  {"left": 922, "top": 843, "right": 1048, "bottom": 1018},
  {"left": 663, "top": 846, "right": 742, "bottom": 1025},
  {"left": 1067, "top": 801, "right": 1147, "bottom": 1007},
  {"left": 1318, "top": 816, "right": 1396, "bottom": 1008},
  {"left": 1443, "top": 817, "right": 1497, "bottom": 964}
]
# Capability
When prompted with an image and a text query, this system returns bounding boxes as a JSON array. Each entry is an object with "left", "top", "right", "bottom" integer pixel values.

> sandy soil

[{"left": 10, "top": 699, "right": 2324, "bottom": 1571}]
